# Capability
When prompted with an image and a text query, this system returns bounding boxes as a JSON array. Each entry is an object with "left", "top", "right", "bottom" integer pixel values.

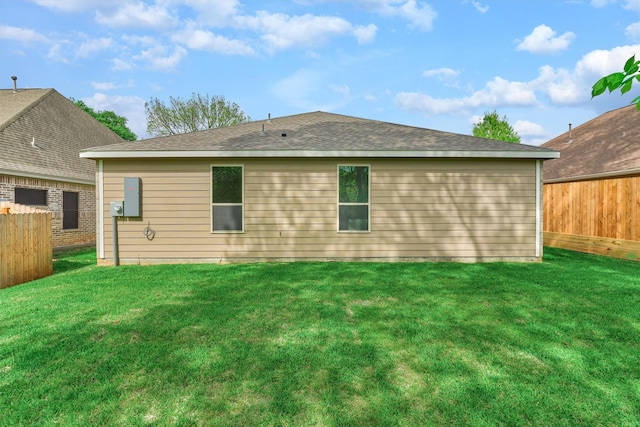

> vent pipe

[
  {"left": 260, "top": 124, "right": 266, "bottom": 136},
  {"left": 267, "top": 113, "right": 271, "bottom": 123},
  {"left": 567, "top": 123, "right": 572, "bottom": 144},
  {"left": 11, "top": 76, "right": 17, "bottom": 92}
]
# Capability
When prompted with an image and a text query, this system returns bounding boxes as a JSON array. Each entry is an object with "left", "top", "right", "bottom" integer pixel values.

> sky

[{"left": 1, "top": 0, "right": 639, "bottom": 145}]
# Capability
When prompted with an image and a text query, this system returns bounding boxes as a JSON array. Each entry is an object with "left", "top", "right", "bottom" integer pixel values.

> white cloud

[
  {"left": 626, "top": 22, "right": 640, "bottom": 41},
  {"left": 76, "top": 37, "right": 112, "bottom": 58},
  {"left": 171, "top": 24, "right": 255, "bottom": 55},
  {"left": 396, "top": 77, "right": 537, "bottom": 115},
  {"left": 396, "top": 44, "right": 640, "bottom": 117},
  {"left": 517, "top": 24, "right": 575, "bottom": 54},
  {"left": 623, "top": 0, "right": 640, "bottom": 11},
  {"left": 111, "top": 58, "right": 134, "bottom": 71},
  {"left": 300, "top": 0, "right": 436, "bottom": 30},
  {"left": 181, "top": 0, "right": 241, "bottom": 26},
  {"left": 513, "top": 120, "right": 546, "bottom": 137},
  {"left": 591, "top": 0, "right": 640, "bottom": 9},
  {"left": 422, "top": 67, "right": 460, "bottom": 83},
  {"left": 330, "top": 83, "right": 350, "bottom": 96},
  {"left": 83, "top": 92, "right": 147, "bottom": 139},
  {"left": 95, "top": 1, "right": 178, "bottom": 29},
  {"left": 236, "top": 12, "right": 358, "bottom": 52},
  {"left": 27, "top": 0, "right": 127, "bottom": 12},
  {"left": 134, "top": 45, "right": 188, "bottom": 71},
  {"left": 91, "top": 80, "right": 134, "bottom": 91},
  {"left": 0, "top": 25, "right": 48, "bottom": 43},
  {"left": 353, "top": 24, "right": 378, "bottom": 44},
  {"left": 471, "top": 1, "right": 489, "bottom": 13}
]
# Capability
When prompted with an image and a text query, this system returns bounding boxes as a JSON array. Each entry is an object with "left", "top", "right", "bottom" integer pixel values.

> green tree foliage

[
  {"left": 145, "top": 93, "right": 251, "bottom": 137},
  {"left": 71, "top": 99, "right": 137, "bottom": 141},
  {"left": 472, "top": 110, "right": 521, "bottom": 143},
  {"left": 591, "top": 55, "right": 640, "bottom": 110}
]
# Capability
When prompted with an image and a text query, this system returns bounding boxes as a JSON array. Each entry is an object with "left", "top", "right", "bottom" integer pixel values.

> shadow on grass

[{"left": 53, "top": 248, "right": 97, "bottom": 274}]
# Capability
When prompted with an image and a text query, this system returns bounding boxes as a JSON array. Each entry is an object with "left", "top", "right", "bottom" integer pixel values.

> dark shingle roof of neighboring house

[
  {"left": 541, "top": 104, "right": 640, "bottom": 182},
  {"left": 0, "top": 88, "right": 124, "bottom": 184},
  {"left": 82, "top": 111, "right": 558, "bottom": 160}
]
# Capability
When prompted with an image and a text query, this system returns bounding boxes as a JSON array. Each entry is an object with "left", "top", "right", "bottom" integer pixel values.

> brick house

[{"left": 0, "top": 85, "right": 124, "bottom": 249}]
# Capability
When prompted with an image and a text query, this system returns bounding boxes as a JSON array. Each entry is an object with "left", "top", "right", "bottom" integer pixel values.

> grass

[{"left": 1, "top": 248, "right": 639, "bottom": 426}]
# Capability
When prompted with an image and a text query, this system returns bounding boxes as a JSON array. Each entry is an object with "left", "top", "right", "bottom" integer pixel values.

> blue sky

[{"left": 1, "top": 0, "right": 639, "bottom": 144}]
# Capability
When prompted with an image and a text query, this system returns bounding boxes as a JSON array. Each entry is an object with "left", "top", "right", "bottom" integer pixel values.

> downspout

[
  {"left": 112, "top": 215, "right": 119, "bottom": 266},
  {"left": 98, "top": 160, "right": 104, "bottom": 259},
  {"left": 535, "top": 160, "right": 542, "bottom": 259}
]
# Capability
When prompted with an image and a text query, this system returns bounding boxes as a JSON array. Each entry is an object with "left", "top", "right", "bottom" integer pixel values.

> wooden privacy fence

[
  {"left": 0, "top": 202, "right": 53, "bottom": 289},
  {"left": 543, "top": 175, "right": 640, "bottom": 261}
]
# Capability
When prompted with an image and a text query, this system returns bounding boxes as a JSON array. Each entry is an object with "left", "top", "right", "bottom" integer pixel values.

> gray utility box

[
  {"left": 124, "top": 177, "right": 141, "bottom": 217},
  {"left": 110, "top": 201, "right": 124, "bottom": 217}
]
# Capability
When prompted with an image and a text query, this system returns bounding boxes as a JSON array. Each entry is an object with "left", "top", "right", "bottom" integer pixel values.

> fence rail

[{"left": 0, "top": 202, "right": 53, "bottom": 289}]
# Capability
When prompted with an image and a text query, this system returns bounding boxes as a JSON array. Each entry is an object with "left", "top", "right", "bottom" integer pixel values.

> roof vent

[
  {"left": 567, "top": 123, "right": 572, "bottom": 144},
  {"left": 11, "top": 76, "right": 17, "bottom": 92},
  {"left": 281, "top": 132, "right": 287, "bottom": 137},
  {"left": 260, "top": 124, "right": 266, "bottom": 136},
  {"left": 267, "top": 113, "right": 271, "bottom": 123}
]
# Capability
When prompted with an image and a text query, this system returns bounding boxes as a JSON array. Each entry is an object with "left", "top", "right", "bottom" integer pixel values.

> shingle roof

[
  {"left": 0, "top": 88, "right": 125, "bottom": 183},
  {"left": 541, "top": 104, "right": 640, "bottom": 182},
  {"left": 82, "top": 111, "right": 558, "bottom": 159}
]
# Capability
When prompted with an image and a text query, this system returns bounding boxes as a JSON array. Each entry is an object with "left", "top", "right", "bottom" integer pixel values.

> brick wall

[{"left": 0, "top": 174, "right": 95, "bottom": 249}]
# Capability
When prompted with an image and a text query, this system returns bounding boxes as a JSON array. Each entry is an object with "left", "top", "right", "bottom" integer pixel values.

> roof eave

[
  {"left": 0, "top": 168, "right": 95, "bottom": 185},
  {"left": 80, "top": 149, "right": 560, "bottom": 160}
]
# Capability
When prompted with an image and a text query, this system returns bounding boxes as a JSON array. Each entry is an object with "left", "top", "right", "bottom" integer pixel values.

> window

[
  {"left": 63, "top": 191, "right": 79, "bottom": 230},
  {"left": 338, "top": 165, "right": 369, "bottom": 232},
  {"left": 15, "top": 188, "right": 47, "bottom": 206},
  {"left": 212, "top": 166, "right": 243, "bottom": 232}
]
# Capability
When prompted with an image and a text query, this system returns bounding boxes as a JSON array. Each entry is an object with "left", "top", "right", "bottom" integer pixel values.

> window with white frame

[
  {"left": 338, "top": 165, "right": 369, "bottom": 232},
  {"left": 211, "top": 166, "right": 243, "bottom": 232}
]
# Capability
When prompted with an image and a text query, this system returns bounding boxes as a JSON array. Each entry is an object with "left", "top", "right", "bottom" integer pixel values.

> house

[
  {"left": 541, "top": 104, "right": 640, "bottom": 260},
  {"left": 0, "top": 85, "right": 124, "bottom": 249},
  {"left": 80, "top": 111, "right": 558, "bottom": 265}
]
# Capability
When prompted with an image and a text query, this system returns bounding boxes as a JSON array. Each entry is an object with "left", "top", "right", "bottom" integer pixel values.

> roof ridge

[{"left": 0, "top": 88, "right": 55, "bottom": 134}]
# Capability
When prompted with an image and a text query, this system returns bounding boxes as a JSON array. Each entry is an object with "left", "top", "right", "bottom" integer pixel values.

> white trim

[
  {"left": 535, "top": 160, "right": 542, "bottom": 258},
  {"left": 81, "top": 149, "right": 560, "bottom": 160},
  {"left": 98, "top": 160, "right": 104, "bottom": 259},
  {"left": 0, "top": 168, "right": 95, "bottom": 185}
]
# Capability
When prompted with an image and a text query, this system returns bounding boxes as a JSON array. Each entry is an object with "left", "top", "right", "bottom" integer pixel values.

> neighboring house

[
  {"left": 541, "top": 104, "right": 640, "bottom": 260},
  {"left": 80, "top": 111, "right": 558, "bottom": 265},
  {"left": 0, "top": 86, "right": 124, "bottom": 249}
]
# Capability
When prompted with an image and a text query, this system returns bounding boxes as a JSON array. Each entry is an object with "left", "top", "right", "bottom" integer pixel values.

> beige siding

[{"left": 100, "top": 158, "right": 539, "bottom": 263}]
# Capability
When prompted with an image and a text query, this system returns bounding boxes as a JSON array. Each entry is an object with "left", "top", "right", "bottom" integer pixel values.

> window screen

[
  {"left": 338, "top": 166, "right": 369, "bottom": 231},
  {"left": 212, "top": 166, "right": 243, "bottom": 232},
  {"left": 63, "top": 191, "right": 79, "bottom": 230},
  {"left": 15, "top": 188, "right": 47, "bottom": 206}
]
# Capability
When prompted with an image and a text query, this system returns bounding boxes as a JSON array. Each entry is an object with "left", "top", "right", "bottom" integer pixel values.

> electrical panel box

[
  {"left": 110, "top": 201, "right": 124, "bottom": 217},
  {"left": 124, "top": 177, "right": 141, "bottom": 217}
]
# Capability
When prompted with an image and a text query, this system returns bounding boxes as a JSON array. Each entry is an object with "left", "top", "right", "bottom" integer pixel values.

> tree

[
  {"left": 145, "top": 93, "right": 251, "bottom": 137},
  {"left": 591, "top": 55, "right": 640, "bottom": 110},
  {"left": 472, "top": 110, "right": 520, "bottom": 143},
  {"left": 72, "top": 99, "right": 137, "bottom": 141}
]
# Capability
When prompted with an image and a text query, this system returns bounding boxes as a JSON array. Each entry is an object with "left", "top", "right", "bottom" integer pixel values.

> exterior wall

[
  {"left": 0, "top": 174, "right": 95, "bottom": 249},
  {"left": 98, "top": 158, "right": 540, "bottom": 263}
]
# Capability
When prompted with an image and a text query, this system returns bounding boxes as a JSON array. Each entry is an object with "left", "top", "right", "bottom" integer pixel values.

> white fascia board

[
  {"left": 0, "top": 168, "right": 95, "bottom": 185},
  {"left": 80, "top": 149, "right": 560, "bottom": 160}
]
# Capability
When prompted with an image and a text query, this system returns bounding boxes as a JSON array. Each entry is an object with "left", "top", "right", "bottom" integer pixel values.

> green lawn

[{"left": 1, "top": 248, "right": 639, "bottom": 426}]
